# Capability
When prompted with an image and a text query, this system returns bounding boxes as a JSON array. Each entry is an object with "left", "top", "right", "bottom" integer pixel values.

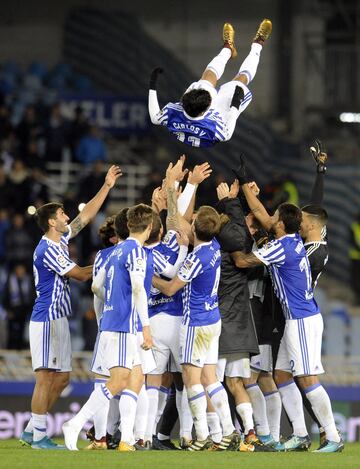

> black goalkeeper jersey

[{"left": 304, "top": 241, "right": 329, "bottom": 288}]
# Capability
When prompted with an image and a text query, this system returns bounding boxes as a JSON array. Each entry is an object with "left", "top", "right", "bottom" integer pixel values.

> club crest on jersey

[{"left": 56, "top": 255, "right": 67, "bottom": 267}]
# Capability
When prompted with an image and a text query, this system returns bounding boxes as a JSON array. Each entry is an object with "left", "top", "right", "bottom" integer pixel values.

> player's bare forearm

[
  {"left": 152, "top": 275, "right": 185, "bottom": 297},
  {"left": 242, "top": 184, "right": 272, "bottom": 231},
  {"left": 69, "top": 165, "right": 122, "bottom": 238},
  {"left": 66, "top": 265, "right": 93, "bottom": 281},
  {"left": 166, "top": 185, "right": 180, "bottom": 232},
  {"left": 231, "top": 251, "right": 263, "bottom": 268}
]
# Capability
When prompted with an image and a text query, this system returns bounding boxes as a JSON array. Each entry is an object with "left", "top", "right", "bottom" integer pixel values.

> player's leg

[
  {"left": 62, "top": 331, "right": 132, "bottom": 450},
  {"left": 144, "top": 373, "right": 162, "bottom": 445},
  {"left": 295, "top": 315, "right": 342, "bottom": 452},
  {"left": 134, "top": 384, "right": 149, "bottom": 447},
  {"left": 273, "top": 322, "right": 310, "bottom": 451},
  {"left": 119, "top": 364, "right": 143, "bottom": 450},
  {"left": 233, "top": 19, "right": 272, "bottom": 86},
  {"left": 244, "top": 374, "right": 271, "bottom": 440},
  {"left": 200, "top": 23, "right": 237, "bottom": 87},
  {"left": 84, "top": 376, "right": 108, "bottom": 449},
  {"left": 258, "top": 372, "right": 282, "bottom": 443},
  {"left": 206, "top": 397, "right": 222, "bottom": 446}
]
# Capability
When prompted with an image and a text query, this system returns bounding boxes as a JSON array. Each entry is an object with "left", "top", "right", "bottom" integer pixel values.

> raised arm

[
  {"left": 309, "top": 139, "right": 327, "bottom": 206},
  {"left": 69, "top": 165, "right": 122, "bottom": 238},
  {"left": 148, "top": 67, "right": 164, "bottom": 125},
  {"left": 165, "top": 156, "right": 188, "bottom": 232},
  {"left": 179, "top": 162, "right": 212, "bottom": 221}
]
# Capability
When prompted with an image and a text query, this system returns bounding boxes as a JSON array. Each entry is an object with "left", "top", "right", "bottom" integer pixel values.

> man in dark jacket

[{"left": 215, "top": 180, "right": 269, "bottom": 451}]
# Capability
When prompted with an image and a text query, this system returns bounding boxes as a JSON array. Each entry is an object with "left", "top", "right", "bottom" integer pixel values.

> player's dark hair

[
  {"left": 98, "top": 215, "right": 117, "bottom": 247},
  {"left": 127, "top": 204, "right": 153, "bottom": 233},
  {"left": 115, "top": 207, "right": 130, "bottom": 240},
  {"left": 34, "top": 202, "right": 64, "bottom": 233},
  {"left": 194, "top": 206, "right": 221, "bottom": 242},
  {"left": 181, "top": 89, "right": 211, "bottom": 118},
  {"left": 277, "top": 203, "right": 302, "bottom": 234},
  {"left": 301, "top": 204, "right": 328, "bottom": 226},
  {"left": 147, "top": 211, "right": 163, "bottom": 245}
]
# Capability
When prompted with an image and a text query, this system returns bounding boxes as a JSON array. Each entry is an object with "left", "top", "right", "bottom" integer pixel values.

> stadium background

[{"left": 0, "top": 0, "right": 360, "bottom": 444}]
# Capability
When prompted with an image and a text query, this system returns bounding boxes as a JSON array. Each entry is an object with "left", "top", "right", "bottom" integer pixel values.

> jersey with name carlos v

[
  {"left": 158, "top": 103, "right": 227, "bottom": 148},
  {"left": 178, "top": 239, "right": 221, "bottom": 326},
  {"left": 253, "top": 233, "right": 319, "bottom": 320},
  {"left": 148, "top": 230, "right": 183, "bottom": 318},
  {"left": 31, "top": 229, "right": 75, "bottom": 322},
  {"left": 100, "top": 238, "right": 148, "bottom": 334}
]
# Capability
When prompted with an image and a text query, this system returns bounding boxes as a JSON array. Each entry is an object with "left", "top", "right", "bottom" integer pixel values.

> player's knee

[
  {"left": 225, "top": 376, "right": 242, "bottom": 394},
  {"left": 54, "top": 372, "right": 70, "bottom": 392},
  {"left": 274, "top": 369, "right": 292, "bottom": 386}
]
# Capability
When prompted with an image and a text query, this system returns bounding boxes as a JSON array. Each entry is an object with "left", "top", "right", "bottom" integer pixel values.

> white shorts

[
  {"left": 29, "top": 317, "right": 72, "bottom": 372},
  {"left": 90, "top": 331, "right": 110, "bottom": 377},
  {"left": 186, "top": 79, "right": 252, "bottom": 122},
  {"left": 137, "top": 331, "right": 156, "bottom": 375},
  {"left": 148, "top": 313, "right": 182, "bottom": 374},
  {"left": 96, "top": 331, "right": 140, "bottom": 371},
  {"left": 217, "top": 353, "right": 251, "bottom": 381},
  {"left": 275, "top": 315, "right": 325, "bottom": 377},
  {"left": 180, "top": 320, "right": 221, "bottom": 368},
  {"left": 250, "top": 344, "right": 273, "bottom": 373}
]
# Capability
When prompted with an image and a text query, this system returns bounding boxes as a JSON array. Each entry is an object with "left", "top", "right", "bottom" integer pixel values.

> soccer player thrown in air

[
  {"left": 153, "top": 206, "right": 240, "bottom": 452},
  {"left": 20, "top": 165, "right": 122, "bottom": 450},
  {"left": 148, "top": 20, "right": 272, "bottom": 148}
]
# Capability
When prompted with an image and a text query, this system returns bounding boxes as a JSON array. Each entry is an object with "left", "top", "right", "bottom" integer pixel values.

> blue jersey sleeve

[
  {"left": 161, "top": 230, "right": 179, "bottom": 253},
  {"left": 43, "top": 245, "right": 76, "bottom": 276},
  {"left": 152, "top": 249, "right": 169, "bottom": 275},
  {"left": 253, "top": 239, "right": 286, "bottom": 267},
  {"left": 177, "top": 253, "right": 203, "bottom": 283},
  {"left": 126, "top": 246, "right": 147, "bottom": 277}
]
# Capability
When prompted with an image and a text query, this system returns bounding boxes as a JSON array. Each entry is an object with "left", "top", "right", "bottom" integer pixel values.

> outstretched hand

[
  {"left": 166, "top": 155, "right": 188, "bottom": 185},
  {"left": 231, "top": 154, "right": 252, "bottom": 185},
  {"left": 188, "top": 162, "right": 212, "bottom": 185},
  {"left": 105, "top": 165, "right": 123, "bottom": 189},
  {"left": 149, "top": 67, "right": 164, "bottom": 90},
  {"left": 310, "top": 139, "right": 327, "bottom": 173},
  {"left": 216, "top": 182, "right": 231, "bottom": 201}
]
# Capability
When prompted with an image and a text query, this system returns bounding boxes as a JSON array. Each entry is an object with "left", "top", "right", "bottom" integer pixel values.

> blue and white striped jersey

[
  {"left": 93, "top": 245, "right": 115, "bottom": 277},
  {"left": 147, "top": 231, "right": 183, "bottom": 318},
  {"left": 100, "top": 238, "right": 148, "bottom": 334},
  {"left": 31, "top": 229, "right": 76, "bottom": 322},
  {"left": 158, "top": 103, "right": 228, "bottom": 148},
  {"left": 178, "top": 239, "right": 221, "bottom": 326},
  {"left": 253, "top": 233, "right": 319, "bottom": 320}
]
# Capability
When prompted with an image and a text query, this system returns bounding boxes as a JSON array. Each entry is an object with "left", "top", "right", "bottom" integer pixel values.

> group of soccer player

[
  {"left": 20, "top": 142, "right": 343, "bottom": 453},
  {"left": 19, "top": 18, "right": 344, "bottom": 454}
]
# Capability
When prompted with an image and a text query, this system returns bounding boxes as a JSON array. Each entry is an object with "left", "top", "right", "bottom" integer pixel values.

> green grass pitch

[{"left": 1, "top": 440, "right": 360, "bottom": 469}]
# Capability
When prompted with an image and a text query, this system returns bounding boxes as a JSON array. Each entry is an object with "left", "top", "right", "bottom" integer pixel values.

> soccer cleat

[
  {"left": 31, "top": 436, "right": 66, "bottom": 450},
  {"left": 223, "top": 23, "right": 237, "bottom": 58},
  {"left": 274, "top": 434, "right": 311, "bottom": 452},
  {"left": 134, "top": 439, "right": 150, "bottom": 451},
  {"left": 258, "top": 434, "right": 277, "bottom": 447},
  {"left": 85, "top": 425, "right": 95, "bottom": 442},
  {"left": 152, "top": 435, "right": 178, "bottom": 450},
  {"left": 19, "top": 431, "right": 33, "bottom": 447},
  {"left": 180, "top": 437, "right": 193, "bottom": 450},
  {"left": 187, "top": 436, "right": 213, "bottom": 451},
  {"left": 62, "top": 421, "right": 80, "bottom": 451},
  {"left": 239, "top": 441, "right": 255, "bottom": 452},
  {"left": 84, "top": 437, "right": 107, "bottom": 450},
  {"left": 245, "top": 430, "right": 276, "bottom": 452},
  {"left": 253, "top": 19, "right": 272, "bottom": 44},
  {"left": 117, "top": 441, "right": 135, "bottom": 452},
  {"left": 313, "top": 439, "right": 344, "bottom": 453},
  {"left": 213, "top": 431, "right": 240, "bottom": 451}
]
